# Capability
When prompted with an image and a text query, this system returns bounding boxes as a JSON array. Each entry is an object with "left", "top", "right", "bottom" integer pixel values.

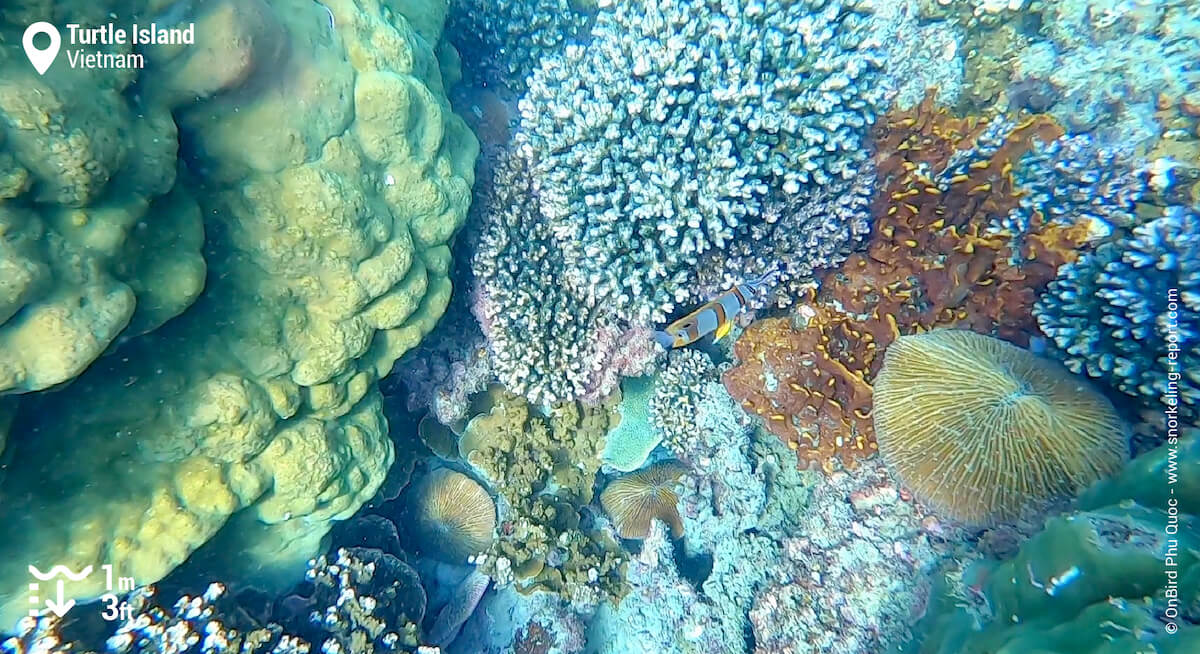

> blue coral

[
  {"left": 997, "top": 134, "right": 1146, "bottom": 238},
  {"left": 1036, "top": 206, "right": 1200, "bottom": 418}
]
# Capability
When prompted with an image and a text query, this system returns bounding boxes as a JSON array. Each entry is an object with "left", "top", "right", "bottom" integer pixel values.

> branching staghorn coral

[
  {"left": 445, "top": 0, "right": 595, "bottom": 92},
  {"left": 518, "top": 0, "right": 888, "bottom": 324},
  {"left": 471, "top": 148, "right": 659, "bottom": 406},
  {"left": 472, "top": 0, "right": 890, "bottom": 406}
]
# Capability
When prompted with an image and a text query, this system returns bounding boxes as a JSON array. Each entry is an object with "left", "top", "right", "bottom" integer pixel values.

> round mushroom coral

[
  {"left": 873, "top": 329, "right": 1128, "bottom": 524},
  {"left": 600, "top": 462, "right": 687, "bottom": 540},
  {"left": 410, "top": 469, "right": 497, "bottom": 563}
]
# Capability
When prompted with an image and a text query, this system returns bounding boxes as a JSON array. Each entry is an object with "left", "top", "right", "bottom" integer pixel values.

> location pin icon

[{"left": 23, "top": 22, "right": 61, "bottom": 76}]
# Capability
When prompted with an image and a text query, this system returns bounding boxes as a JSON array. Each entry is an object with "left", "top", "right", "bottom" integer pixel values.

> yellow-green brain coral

[
  {"left": 872, "top": 329, "right": 1128, "bottom": 524},
  {"left": 0, "top": 0, "right": 477, "bottom": 627}
]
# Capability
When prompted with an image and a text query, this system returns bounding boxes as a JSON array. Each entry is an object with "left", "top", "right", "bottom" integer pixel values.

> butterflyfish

[{"left": 654, "top": 267, "right": 779, "bottom": 349}]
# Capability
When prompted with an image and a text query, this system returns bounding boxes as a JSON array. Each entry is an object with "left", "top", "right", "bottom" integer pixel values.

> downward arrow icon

[{"left": 44, "top": 580, "right": 75, "bottom": 617}]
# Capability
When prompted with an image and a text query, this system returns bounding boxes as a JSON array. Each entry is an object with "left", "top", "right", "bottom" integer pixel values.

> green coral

[
  {"left": 459, "top": 387, "right": 628, "bottom": 605},
  {"left": 601, "top": 375, "right": 659, "bottom": 473},
  {"left": 913, "top": 431, "right": 1200, "bottom": 653},
  {"left": 0, "top": 0, "right": 477, "bottom": 628}
]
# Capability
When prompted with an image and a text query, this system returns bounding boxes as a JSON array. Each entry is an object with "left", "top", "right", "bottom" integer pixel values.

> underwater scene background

[{"left": 0, "top": 0, "right": 1197, "bottom": 652}]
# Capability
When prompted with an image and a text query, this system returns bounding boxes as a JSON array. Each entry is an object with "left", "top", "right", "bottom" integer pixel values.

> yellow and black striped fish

[{"left": 654, "top": 267, "right": 779, "bottom": 349}]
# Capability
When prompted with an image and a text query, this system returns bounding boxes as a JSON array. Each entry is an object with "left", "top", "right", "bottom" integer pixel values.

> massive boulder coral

[
  {"left": 0, "top": 0, "right": 477, "bottom": 628},
  {"left": 0, "top": 42, "right": 205, "bottom": 393}
]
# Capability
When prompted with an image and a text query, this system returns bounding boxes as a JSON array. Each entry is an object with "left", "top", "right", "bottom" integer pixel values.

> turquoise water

[{"left": 0, "top": 0, "right": 1197, "bottom": 653}]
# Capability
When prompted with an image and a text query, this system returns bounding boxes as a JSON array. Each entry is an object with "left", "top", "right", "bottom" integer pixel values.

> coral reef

[
  {"left": 0, "top": 0, "right": 477, "bottom": 627},
  {"left": 452, "top": 587, "right": 587, "bottom": 654},
  {"left": 695, "top": 164, "right": 876, "bottom": 306},
  {"left": 873, "top": 0, "right": 967, "bottom": 110},
  {"left": 388, "top": 289, "right": 494, "bottom": 429},
  {"left": 1011, "top": 0, "right": 1198, "bottom": 138},
  {"left": 724, "top": 315, "right": 878, "bottom": 474},
  {"left": 1036, "top": 205, "right": 1200, "bottom": 423},
  {"left": 445, "top": 0, "right": 594, "bottom": 92},
  {"left": 1003, "top": 133, "right": 1147, "bottom": 237},
  {"left": 3, "top": 548, "right": 431, "bottom": 654},
  {"left": 725, "top": 97, "right": 1095, "bottom": 473},
  {"left": 600, "top": 376, "right": 660, "bottom": 473},
  {"left": 471, "top": 148, "right": 659, "bottom": 406},
  {"left": 749, "top": 459, "right": 961, "bottom": 654},
  {"left": 472, "top": 0, "right": 894, "bottom": 405},
  {"left": 408, "top": 469, "right": 497, "bottom": 563},
  {"left": 874, "top": 329, "right": 1128, "bottom": 524},
  {"left": 596, "top": 376, "right": 955, "bottom": 654},
  {"left": 0, "top": 44, "right": 203, "bottom": 393},
  {"left": 519, "top": 0, "right": 888, "bottom": 324},
  {"left": 913, "top": 431, "right": 1200, "bottom": 653},
  {"left": 647, "top": 350, "right": 723, "bottom": 460},
  {"left": 427, "top": 569, "right": 490, "bottom": 647},
  {"left": 294, "top": 548, "right": 429, "bottom": 653},
  {"left": 600, "top": 463, "right": 687, "bottom": 540},
  {"left": 456, "top": 389, "right": 627, "bottom": 606}
]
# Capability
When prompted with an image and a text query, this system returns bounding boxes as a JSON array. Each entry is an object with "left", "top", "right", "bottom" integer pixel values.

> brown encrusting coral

[
  {"left": 724, "top": 93, "right": 1096, "bottom": 474},
  {"left": 873, "top": 329, "right": 1128, "bottom": 524},
  {"left": 723, "top": 314, "right": 877, "bottom": 474},
  {"left": 458, "top": 386, "right": 628, "bottom": 603}
]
